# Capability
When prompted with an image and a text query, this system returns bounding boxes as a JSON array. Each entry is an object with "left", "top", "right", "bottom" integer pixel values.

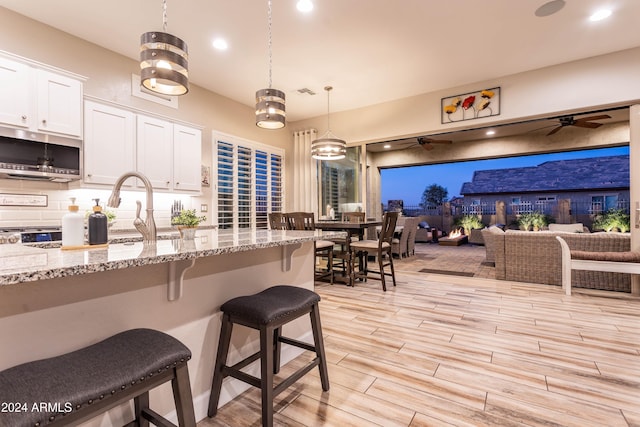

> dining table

[{"left": 315, "top": 219, "right": 382, "bottom": 286}]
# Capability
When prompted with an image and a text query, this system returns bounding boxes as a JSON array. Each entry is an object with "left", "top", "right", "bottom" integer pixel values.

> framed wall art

[
  {"left": 441, "top": 87, "right": 500, "bottom": 124},
  {"left": 0, "top": 193, "right": 48, "bottom": 207}
]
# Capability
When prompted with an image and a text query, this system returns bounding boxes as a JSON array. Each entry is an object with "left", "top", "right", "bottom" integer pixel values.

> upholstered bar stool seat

[
  {"left": 0, "top": 328, "right": 196, "bottom": 427},
  {"left": 208, "top": 285, "right": 330, "bottom": 427}
]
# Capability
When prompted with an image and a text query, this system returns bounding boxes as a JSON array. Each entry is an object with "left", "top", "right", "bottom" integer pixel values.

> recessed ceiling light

[
  {"left": 297, "top": 0, "right": 313, "bottom": 13},
  {"left": 212, "top": 38, "right": 228, "bottom": 50},
  {"left": 383, "top": 144, "right": 391, "bottom": 149},
  {"left": 589, "top": 9, "right": 612, "bottom": 21},
  {"left": 486, "top": 130, "right": 496, "bottom": 136}
]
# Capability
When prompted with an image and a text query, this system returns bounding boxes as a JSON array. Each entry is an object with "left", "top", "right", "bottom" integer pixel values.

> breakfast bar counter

[
  {"left": 0, "top": 228, "right": 344, "bottom": 426},
  {"left": 0, "top": 228, "right": 344, "bottom": 286}
]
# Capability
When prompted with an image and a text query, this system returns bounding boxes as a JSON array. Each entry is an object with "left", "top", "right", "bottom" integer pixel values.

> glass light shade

[
  {"left": 140, "top": 31, "right": 189, "bottom": 96},
  {"left": 311, "top": 134, "right": 347, "bottom": 160},
  {"left": 256, "top": 88, "right": 286, "bottom": 129}
]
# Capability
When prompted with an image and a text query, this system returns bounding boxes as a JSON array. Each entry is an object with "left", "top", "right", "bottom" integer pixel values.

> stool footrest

[
  {"left": 273, "top": 358, "right": 320, "bottom": 396},
  {"left": 230, "top": 350, "right": 262, "bottom": 372},
  {"left": 279, "top": 336, "right": 316, "bottom": 353},
  {"left": 142, "top": 407, "right": 176, "bottom": 427},
  {"left": 224, "top": 366, "right": 262, "bottom": 389}
]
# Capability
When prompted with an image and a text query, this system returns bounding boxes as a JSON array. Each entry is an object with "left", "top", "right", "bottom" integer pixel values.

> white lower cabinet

[{"left": 84, "top": 100, "right": 202, "bottom": 193}]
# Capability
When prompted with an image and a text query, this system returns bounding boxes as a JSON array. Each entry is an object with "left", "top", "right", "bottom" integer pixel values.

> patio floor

[{"left": 393, "top": 241, "right": 496, "bottom": 279}]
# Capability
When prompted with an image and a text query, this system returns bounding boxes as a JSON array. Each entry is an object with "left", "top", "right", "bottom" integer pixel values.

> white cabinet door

[
  {"left": 0, "top": 57, "right": 30, "bottom": 128},
  {"left": 83, "top": 101, "right": 136, "bottom": 185},
  {"left": 37, "top": 70, "right": 83, "bottom": 137},
  {"left": 173, "top": 124, "right": 202, "bottom": 192},
  {"left": 136, "top": 115, "right": 173, "bottom": 190}
]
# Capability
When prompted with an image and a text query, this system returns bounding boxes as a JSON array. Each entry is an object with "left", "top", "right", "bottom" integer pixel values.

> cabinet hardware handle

[
  {"left": 21, "top": 115, "right": 27, "bottom": 120},
  {"left": 42, "top": 119, "right": 47, "bottom": 125}
]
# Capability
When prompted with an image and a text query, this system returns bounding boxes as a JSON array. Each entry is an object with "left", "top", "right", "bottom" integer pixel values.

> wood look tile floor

[{"left": 199, "top": 256, "right": 640, "bottom": 426}]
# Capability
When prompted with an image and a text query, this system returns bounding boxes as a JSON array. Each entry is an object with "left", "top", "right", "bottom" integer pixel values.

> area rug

[{"left": 418, "top": 268, "right": 475, "bottom": 277}]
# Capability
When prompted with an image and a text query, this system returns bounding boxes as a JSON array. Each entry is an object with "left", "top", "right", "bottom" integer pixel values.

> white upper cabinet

[
  {"left": 137, "top": 115, "right": 173, "bottom": 190},
  {"left": 173, "top": 124, "right": 202, "bottom": 192},
  {"left": 84, "top": 100, "right": 201, "bottom": 193},
  {"left": 0, "top": 56, "right": 83, "bottom": 138},
  {"left": 36, "top": 70, "right": 83, "bottom": 137},
  {"left": 0, "top": 57, "right": 30, "bottom": 128},
  {"left": 83, "top": 100, "right": 136, "bottom": 186}
]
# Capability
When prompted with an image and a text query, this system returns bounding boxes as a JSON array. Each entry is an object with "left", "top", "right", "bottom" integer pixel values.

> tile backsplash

[{"left": 0, "top": 180, "right": 203, "bottom": 230}]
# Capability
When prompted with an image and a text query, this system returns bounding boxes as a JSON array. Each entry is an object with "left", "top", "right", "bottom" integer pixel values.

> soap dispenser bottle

[
  {"left": 62, "top": 197, "right": 84, "bottom": 247},
  {"left": 88, "top": 198, "right": 108, "bottom": 245}
]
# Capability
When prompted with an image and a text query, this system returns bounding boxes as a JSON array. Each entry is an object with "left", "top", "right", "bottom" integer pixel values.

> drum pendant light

[
  {"left": 311, "top": 86, "right": 346, "bottom": 160},
  {"left": 140, "top": 0, "right": 189, "bottom": 96},
  {"left": 256, "top": 0, "right": 286, "bottom": 129}
]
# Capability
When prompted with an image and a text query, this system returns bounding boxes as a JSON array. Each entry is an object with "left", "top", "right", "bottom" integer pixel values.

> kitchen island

[{"left": 0, "top": 228, "right": 344, "bottom": 426}]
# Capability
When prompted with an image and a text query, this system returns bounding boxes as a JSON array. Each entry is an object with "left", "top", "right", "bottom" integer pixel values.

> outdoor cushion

[
  {"left": 549, "top": 223, "right": 585, "bottom": 233},
  {"left": 418, "top": 221, "right": 430, "bottom": 229},
  {"left": 486, "top": 225, "right": 504, "bottom": 234},
  {"left": 571, "top": 250, "right": 640, "bottom": 262}
]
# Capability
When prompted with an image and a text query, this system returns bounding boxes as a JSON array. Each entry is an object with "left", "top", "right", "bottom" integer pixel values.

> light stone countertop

[{"left": 0, "top": 228, "right": 345, "bottom": 286}]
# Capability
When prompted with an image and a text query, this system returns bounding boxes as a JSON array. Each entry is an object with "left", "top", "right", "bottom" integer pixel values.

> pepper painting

[{"left": 441, "top": 87, "right": 500, "bottom": 123}]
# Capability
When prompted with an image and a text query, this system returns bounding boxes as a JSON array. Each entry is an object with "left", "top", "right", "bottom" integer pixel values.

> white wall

[{"left": 291, "top": 47, "right": 640, "bottom": 146}]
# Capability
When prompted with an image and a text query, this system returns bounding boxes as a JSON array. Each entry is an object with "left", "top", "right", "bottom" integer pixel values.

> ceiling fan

[
  {"left": 415, "top": 136, "right": 453, "bottom": 151},
  {"left": 546, "top": 114, "right": 611, "bottom": 136}
]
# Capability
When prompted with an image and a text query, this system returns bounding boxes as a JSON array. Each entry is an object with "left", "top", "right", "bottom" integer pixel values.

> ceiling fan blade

[
  {"left": 421, "top": 142, "right": 434, "bottom": 151},
  {"left": 576, "top": 114, "right": 611, "bottom": 122},
  {"left": 547, "top": 126, "right": 563, "bottom": 136},
  {"left": 429, "top": 139, "right": 453, "bottom": 144},
  {"left": 573, "top": 121, "right": 601, "bottom": 129}
]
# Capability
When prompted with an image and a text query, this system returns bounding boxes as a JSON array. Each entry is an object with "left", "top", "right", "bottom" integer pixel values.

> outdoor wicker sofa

[{"left": 490, "top": 229, "right": 631, "bottom": 292}]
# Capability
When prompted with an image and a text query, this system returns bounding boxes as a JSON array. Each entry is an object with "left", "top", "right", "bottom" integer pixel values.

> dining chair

[
  {"left": 349, "top": 211, "right": 399, "bottom": 291},
  {"left": 405, "top": 217, "right": 420, "bottom": 257},
  {"left": 391, "top": 221, "right": 410, "bottom": 259},
  {"left": 286, "top": 212, "right": 334, "bottom": 284},
  {"left": 268, "top": 212, "right": 288, "bottom": 230}
]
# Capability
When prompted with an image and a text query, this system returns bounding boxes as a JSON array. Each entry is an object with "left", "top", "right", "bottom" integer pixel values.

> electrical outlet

[{"left": 201, "top": 204, "right": 208, "bottom": 212}]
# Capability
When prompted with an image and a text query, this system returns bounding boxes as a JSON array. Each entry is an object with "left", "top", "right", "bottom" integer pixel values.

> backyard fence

[{"left": 387, "top": 199, "right": 630, "bottom": 233}]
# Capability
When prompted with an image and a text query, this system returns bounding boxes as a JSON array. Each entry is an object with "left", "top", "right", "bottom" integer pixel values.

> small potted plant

[{"left": 171, "top": 209, "right": 206, "bottom": 239}]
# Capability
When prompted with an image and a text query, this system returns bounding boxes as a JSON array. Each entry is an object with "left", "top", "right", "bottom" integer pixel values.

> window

[
  {"left": 591, "top": 194, "right": 618, "bottom": 214},
  {"left": 213, "top": 132, "right": 284, "bottom": 230},
  {"left": 318, "top": 146, "right": 362, "bottom": 216}
]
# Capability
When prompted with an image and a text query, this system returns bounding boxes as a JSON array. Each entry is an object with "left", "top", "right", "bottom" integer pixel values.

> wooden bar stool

[
  {"left": 207, "top": 285, "right": 330, "bottom": 427},
  {"left": 0, "top": 328, "right": 196, "bottom": 427}
]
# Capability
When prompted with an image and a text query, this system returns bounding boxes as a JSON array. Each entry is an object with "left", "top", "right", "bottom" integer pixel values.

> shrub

[
  {"left": 455, "top": 214, "right": 484, "bottom": 235},
  {"left": 518, "top": 211, "right": 548, "bottom": 231},
  {"left": 592, "top": 208, "right": 630, "bottom": 232}
]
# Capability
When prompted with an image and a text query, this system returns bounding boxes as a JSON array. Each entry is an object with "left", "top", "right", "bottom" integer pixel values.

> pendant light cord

[
  {"left": 162, "top": 0, "right": 168, "bottom": 32},
  {"left": 325, "top": 86, "right": 333, "bottom": 132},
  {"left": 267, "top": 0, "right": 273, "bottom": 89}
]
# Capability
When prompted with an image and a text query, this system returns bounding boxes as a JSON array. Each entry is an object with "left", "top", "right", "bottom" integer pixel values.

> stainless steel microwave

[{"left": 0, "top": 127, "right": 81, "bottom": 182}]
